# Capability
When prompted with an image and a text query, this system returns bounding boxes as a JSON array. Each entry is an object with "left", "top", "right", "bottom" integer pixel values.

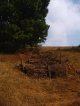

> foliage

[{"left": 0, "top": 0, "right": 50, "bottom": 52}]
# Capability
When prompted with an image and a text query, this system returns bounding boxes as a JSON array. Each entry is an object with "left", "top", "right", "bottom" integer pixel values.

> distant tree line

[{"left": 0, "top": 0, "right": 50, "bottom": 53}]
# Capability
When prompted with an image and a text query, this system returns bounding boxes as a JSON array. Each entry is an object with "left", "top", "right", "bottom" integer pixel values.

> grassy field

[{"left": 0, "top": 47, "right": 80, "bottom": 106}]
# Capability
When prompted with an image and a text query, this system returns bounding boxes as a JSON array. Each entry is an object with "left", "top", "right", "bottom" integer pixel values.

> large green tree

[{"left": 0, "top": 0, "right": 50, "bottom": 52}]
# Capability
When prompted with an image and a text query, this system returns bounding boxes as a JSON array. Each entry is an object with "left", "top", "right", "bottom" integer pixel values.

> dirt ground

[{"left": 0, "top": 47, "right": 80, "bottom": 106}]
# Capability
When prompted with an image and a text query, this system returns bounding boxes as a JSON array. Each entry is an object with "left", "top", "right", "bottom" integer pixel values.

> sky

[{"left": 43, "top": 0, "right": 80, "bottom": 46}]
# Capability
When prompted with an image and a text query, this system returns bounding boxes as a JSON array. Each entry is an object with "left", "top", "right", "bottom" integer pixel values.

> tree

[{"left": 0, "top": 0, "right": 50, "bottom": 53}]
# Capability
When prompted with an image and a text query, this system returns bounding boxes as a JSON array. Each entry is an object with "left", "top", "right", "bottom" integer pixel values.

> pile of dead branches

[{"left": 17, "top": 51, "right": 77, "bottom": 79}]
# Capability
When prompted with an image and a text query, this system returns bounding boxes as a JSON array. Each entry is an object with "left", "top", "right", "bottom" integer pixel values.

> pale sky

[{"left": 44, "top": 0, "right": 80, "bottom": 46}]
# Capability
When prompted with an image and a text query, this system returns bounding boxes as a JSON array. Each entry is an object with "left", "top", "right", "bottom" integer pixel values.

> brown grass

[{"left": 0, "top": 47, "right": 80, "bottom": 106}]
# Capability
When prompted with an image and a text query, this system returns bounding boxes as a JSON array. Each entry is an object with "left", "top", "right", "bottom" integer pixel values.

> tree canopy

[{"left": 0, "top": 0, "right": 50, "bottom": 52}]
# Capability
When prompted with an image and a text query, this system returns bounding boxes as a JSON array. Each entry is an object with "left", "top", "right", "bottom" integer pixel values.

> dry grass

[{"left": 0, "top": 47, "right": 80, "bottom": 106}]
